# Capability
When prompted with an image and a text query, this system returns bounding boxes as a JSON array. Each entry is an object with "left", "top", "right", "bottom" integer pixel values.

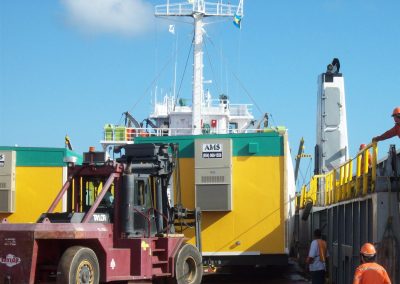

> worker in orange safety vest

[
  {"left": 306, "top": 229, "right": 329, "bottom": 284},
  {"left": 372, "top": 107, "right": 400, "bottom": 142},
  {"left": 353, "top": 243, "right": 391, "bottom": 284}
]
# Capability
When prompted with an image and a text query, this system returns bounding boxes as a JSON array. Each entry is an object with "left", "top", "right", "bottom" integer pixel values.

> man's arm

[
  {"left": 383, "top": 270, "right": 392, "bottom": 284},
  {"left": 306, "top": 240, "right": 317, "bottom": 264},
  {"left": 353, "top": 267, "right": 362, "bottom": 284},
  {"left": 306, "top": 256, "right": 314, "bottom": 264},
  {"left": 373, "top": 126, "right": 397, "bottom": 142}
]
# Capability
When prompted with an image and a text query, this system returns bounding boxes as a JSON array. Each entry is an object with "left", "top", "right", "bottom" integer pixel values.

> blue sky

[{"left": 1, "top": 0, "right": 399, "bottom": 183}]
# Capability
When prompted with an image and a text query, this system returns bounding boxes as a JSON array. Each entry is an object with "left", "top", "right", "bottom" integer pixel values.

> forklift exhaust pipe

[
  {"left": 156, "top": 178, "right": 164, "bottom": 234},
  {"left": 121, "top": 173, "right": 135, "bottom": 237}
]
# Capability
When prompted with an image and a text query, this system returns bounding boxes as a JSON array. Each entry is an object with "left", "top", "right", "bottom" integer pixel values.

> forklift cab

[{"left": 37, "top": 167, "right": 117, "bottom": 224}]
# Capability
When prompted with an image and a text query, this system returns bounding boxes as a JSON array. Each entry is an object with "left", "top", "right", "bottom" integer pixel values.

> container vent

[{"left": 201, "top": 176, "right": 224, "bottom": 184}]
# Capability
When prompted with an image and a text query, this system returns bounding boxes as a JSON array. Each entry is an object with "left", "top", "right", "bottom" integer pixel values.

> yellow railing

[{"left": 297, "top": 143, "right": 378, "bottom": 209}]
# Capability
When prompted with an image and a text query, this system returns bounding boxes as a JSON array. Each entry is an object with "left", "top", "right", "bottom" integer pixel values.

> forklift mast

[{"left": 117, "top": 143, "right": 175, "bottom": 237}]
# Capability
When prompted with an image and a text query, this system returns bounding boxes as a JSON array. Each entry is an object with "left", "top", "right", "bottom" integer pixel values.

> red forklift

[{"left": 0, "top": 143, "right": 202, "bottom": 284}]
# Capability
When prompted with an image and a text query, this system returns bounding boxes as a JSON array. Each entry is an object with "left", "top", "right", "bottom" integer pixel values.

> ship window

[{"left": 229, "top": 122, "right": 238, "bottom": 133}]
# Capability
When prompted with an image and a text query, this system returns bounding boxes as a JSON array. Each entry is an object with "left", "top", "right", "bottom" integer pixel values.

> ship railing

[
  {"left": 102, "top": 125, "right": 282, "bottom": 144},
  {"left": 155, "top": 2, "right": 238, "bottom": 16},
  {"left": 203, "top": 2, "right": 238, "bottom": 16},
  {"left": 229, "top": 104, "right": 253, "bottom": 117},
  {"left": 103, "top": 126, "right": 202, "bottom": 142},
  {"left": 103, "top": 126, "right": 187, "bottom": 142},
  {"left": 202, "top": 100, "right": 253, "bottom": 116},
  {"left": 201, "top": 105, "right": 229, "bottom": 115},
  {"left": 297, "top": 142, "right": 378, "bottom": 209},
  {"left": 155, "top": 3, "right": 193, "bottom": 16}
]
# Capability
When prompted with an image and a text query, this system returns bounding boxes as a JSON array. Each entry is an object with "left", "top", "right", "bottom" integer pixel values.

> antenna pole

[
  {"left": 192, "top": 13, "right": 204, "bottom": 134},
  {"left": 173, "top": 32, "right": 178, "bottom": 102},
  {"left": 155, "top": 0, "right": 244, "bottom": 135}
]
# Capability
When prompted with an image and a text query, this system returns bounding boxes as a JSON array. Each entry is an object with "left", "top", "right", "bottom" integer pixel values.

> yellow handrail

[{"left": 297, "top": 143, "right": 378, "bottom": 209}]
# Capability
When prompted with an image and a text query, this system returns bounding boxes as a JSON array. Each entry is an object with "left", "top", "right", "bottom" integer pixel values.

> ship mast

[{"left": 155, "top": 0, "right": 244, "bottom": 135}]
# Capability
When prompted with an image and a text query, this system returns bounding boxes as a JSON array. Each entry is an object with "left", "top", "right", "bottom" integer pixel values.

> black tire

[
  {"left": 56, "top": 246, "right": 100, "bottom": 284},
  {"left": 173, "top": 244, "right": 203, "bottom": 284}
]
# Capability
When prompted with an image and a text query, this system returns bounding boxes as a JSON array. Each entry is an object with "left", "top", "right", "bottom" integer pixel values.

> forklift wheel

[
  {"left": 173, "top": 244, "right": 202, "bottom": 284},
  {"left": 56, "top": 246, "right": 100, "bottom": 284}
]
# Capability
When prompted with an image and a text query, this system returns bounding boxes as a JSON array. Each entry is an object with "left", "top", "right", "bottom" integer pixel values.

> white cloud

[{"left": 61, "top": 0, "right": 154, "bottom": 37}]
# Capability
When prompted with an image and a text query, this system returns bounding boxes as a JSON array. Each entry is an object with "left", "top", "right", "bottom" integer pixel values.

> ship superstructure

[
  {"left": 101, "top": 0, "right": 256, "bottom": 150},
  {"left": 149, "top": 91, "right": 254, "bottom": 136}
]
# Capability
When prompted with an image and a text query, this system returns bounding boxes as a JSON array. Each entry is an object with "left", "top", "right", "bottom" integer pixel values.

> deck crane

[
  {"left": 256, "top": 113, "right": 269, "bottom": 129},
  {"left": 294, "top": 138, "right": 312, "bottom": 183},
  {"left": 123, "top": 111, "right": 142, "bottom": 128}
]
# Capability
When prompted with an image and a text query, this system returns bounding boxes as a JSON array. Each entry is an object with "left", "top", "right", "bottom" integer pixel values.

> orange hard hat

[
  {"left": 392, "top": 107, "right": 400, "bottom": 117},
  {"left": 360, "top": 243, "right": 376, "bottom": 256}
]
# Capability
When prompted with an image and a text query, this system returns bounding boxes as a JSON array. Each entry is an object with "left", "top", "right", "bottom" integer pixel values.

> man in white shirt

[{"left": 307, "top": 229, "right": 329, "bottom": 284}]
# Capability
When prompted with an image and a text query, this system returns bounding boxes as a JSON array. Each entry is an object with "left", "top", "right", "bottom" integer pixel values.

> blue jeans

[{"left": 311, "top": 270, "right": 325, "bottom": 284}]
